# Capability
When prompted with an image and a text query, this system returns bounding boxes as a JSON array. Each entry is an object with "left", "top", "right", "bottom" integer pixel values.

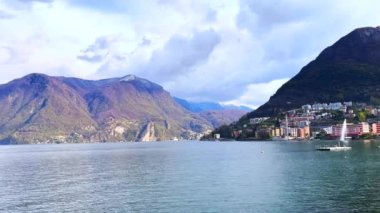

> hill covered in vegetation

[{"left": 249, "top": 26, "right": 380, "bottom": 118}]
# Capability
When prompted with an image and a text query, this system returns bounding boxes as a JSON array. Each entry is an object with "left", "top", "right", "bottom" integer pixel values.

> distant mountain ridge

[
  {"left": 248, "top": 26, "right": 380, "bottom": 118},
  {"left": 174, "top": 97, "right": 251, "bottom": 128},
  {"left": 174, "top": 97, "right": 251, "bottom": 112},
  {"left": 0, "top": 73, "right": 212, "bottom": 144}
]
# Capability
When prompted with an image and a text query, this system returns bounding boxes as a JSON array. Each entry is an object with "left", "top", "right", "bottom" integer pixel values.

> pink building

[
  {"left": 372, "top": 122, "right": 380, "bottom": 135},
  {"left": 332, "top": 122, "right": 369, "bottom": 137}
]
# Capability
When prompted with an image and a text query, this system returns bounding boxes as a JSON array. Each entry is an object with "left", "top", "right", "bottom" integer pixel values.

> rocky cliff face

[
  {"left": 138, "top": 122, "right": 157, "bottom": 142},
  {"left": 0, "top": 74, "right": 212, "bottom": 144},
  {"left": 248, "top": 26, "right": 380, "bottom": 118}
]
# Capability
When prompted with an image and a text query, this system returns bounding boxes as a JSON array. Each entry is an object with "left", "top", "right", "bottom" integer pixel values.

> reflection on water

[{"left": 0, "top": 141, "right": 380, "bottom": 212}]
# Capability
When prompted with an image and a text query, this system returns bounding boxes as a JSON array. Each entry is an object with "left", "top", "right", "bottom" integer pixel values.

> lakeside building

[
  {"left": 270, "top": 128, "right": 283, "bottom": 138},
  {"left": 270, "top": 128, "right": 280, "bottom": 138},
  {"left": 214, "top": 134, "right": 220, "bottom": 139},
  {"left": 371, "top": 122, "right": 380, "bottom": 135},
  {"left": 343, "top": 101, "right": 353, "bottom": 106},
  {"left": 323, "top": 126, "right": 333, "bottom": 135},
  {"left": 270, "top": 126, "right": 310, "bottom": 139},
  {"left": 244, "top": 101, "right": 380, "bottom": 140},
  {"left": 312, "top": 103, "right": 328, "bottom": 111},
  {"left": 249, "top": 117, "right": 269, "bottom": 125},
  {"left": 288, "top": 127, "right": 298, "bottom": 138},
  {"left": 280, "top": 116, "right": 313, "bottom": 128},
  {"left": 233, "top": 130, "right": 242, "bottom": 138},
  {"left": 302, "top": 104, "right": 312, "bottom": 111},
  {"left": 332, "top": 122, "right": 370, "bottom": 137},
  {"left": 364, "top": 106, "right": 380, "bottom": 116},
  {"left": 302, "top": 102, "right": 353, "bottom": 112},
  {"left": 297, "top": 126, "right": 310, "bottom": 138}
]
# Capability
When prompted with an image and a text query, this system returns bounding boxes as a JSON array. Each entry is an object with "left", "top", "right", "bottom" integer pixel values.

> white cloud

[
  {"left": 0, "top": 0, "right": 380, "bottom": 109},
  {"left": 0, "top": 47, "right": 11, "bottom": 63},
  {"left": 222, "top": 78, "right": 289, "bottom": 109},
  {"left": 130, "top": 29, "right": 221, "bottom": 82}
]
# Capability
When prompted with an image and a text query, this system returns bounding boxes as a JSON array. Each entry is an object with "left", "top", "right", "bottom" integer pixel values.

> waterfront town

[{"left": 222, "top": 101, "right": 380, "bottom": 141}]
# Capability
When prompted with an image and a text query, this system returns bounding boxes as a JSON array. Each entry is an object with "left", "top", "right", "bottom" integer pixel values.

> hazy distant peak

[{"left": 174, "top": 97, "right": 252, "bottom": 112}]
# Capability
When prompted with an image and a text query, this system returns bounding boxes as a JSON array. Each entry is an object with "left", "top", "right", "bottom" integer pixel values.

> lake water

[{"left": 1, "top": 141, "right": 380, "bottom": 212}]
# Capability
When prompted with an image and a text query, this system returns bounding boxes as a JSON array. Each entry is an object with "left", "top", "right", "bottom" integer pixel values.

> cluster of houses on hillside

[{"left": 249, "top": 102, "right": 380, "bottom": 140}]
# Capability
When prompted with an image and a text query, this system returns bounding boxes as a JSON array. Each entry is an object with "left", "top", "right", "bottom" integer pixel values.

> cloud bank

[{"left": 1, "top": 0, "right": 380, "bottom": 108}]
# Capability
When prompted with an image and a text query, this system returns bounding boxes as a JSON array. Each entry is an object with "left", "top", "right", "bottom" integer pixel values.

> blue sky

[{"left": 0, "top": 0, "right": 380, "bottom": 108}]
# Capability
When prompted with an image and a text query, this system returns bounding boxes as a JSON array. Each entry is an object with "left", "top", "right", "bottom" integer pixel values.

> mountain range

[
  {"left": 6, "top": 26, "right": 378, "bottom": 143},
  {"left": 174, "top": 97, "right": 250, "bottom": 128},
  {"left": 0, "top": 73, "right": 247, "bottom": 144},
  {"left": 248, "top": 26, "right": 380, "bottom": 119},
  {"left": 174, "top": 97, "right": 251, "bottom": 112},
  {"left": 0, "top": 74, "right": 208, "bottom": 144}
]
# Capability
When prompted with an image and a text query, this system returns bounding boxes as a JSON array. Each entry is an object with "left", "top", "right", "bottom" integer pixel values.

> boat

[
  {"left": 315, "top": 119, "right": 352, "bottom": 151},
  {"left": 315, "top": 145, "right": 352, "bottom": 151}
]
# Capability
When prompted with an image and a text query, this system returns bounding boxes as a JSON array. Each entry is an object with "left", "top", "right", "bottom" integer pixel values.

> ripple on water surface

[{"left": 0, "top": 141, "right": 380, "bottom": 212}]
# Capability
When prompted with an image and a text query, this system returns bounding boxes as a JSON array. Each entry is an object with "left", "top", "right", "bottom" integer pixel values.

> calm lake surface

[{"left": 1, "top": 141, "right": 380, "bottom": 212}]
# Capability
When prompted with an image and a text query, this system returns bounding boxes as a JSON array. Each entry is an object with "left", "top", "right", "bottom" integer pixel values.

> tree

[
  {"left": 331, "top": 110, "right": 344, "bottom": 120},
  {"left": 358, "top": 111, "right": 367, "bottom": 122},
  {"left": 215, "top": 125, "right": 234, "bottom": 138},
  {"left": 256, "top": 130, "right": 271, "bottom": 140}
]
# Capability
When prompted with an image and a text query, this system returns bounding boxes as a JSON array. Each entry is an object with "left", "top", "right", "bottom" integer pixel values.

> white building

[
  {"left": 323, "top": 126, "right": 333, "bottom": 134},
  {"left": 312, "top": 103, "right": 328, "bottom": 111},
  {"left": 328, "top": 102, "right": 342, "bottom": 110},
  {"left": 249, "top": 117, "right": 269, "bottom": 125},
  {"left": 343, "top": 101, "right": 353, "bottom": 106}
]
